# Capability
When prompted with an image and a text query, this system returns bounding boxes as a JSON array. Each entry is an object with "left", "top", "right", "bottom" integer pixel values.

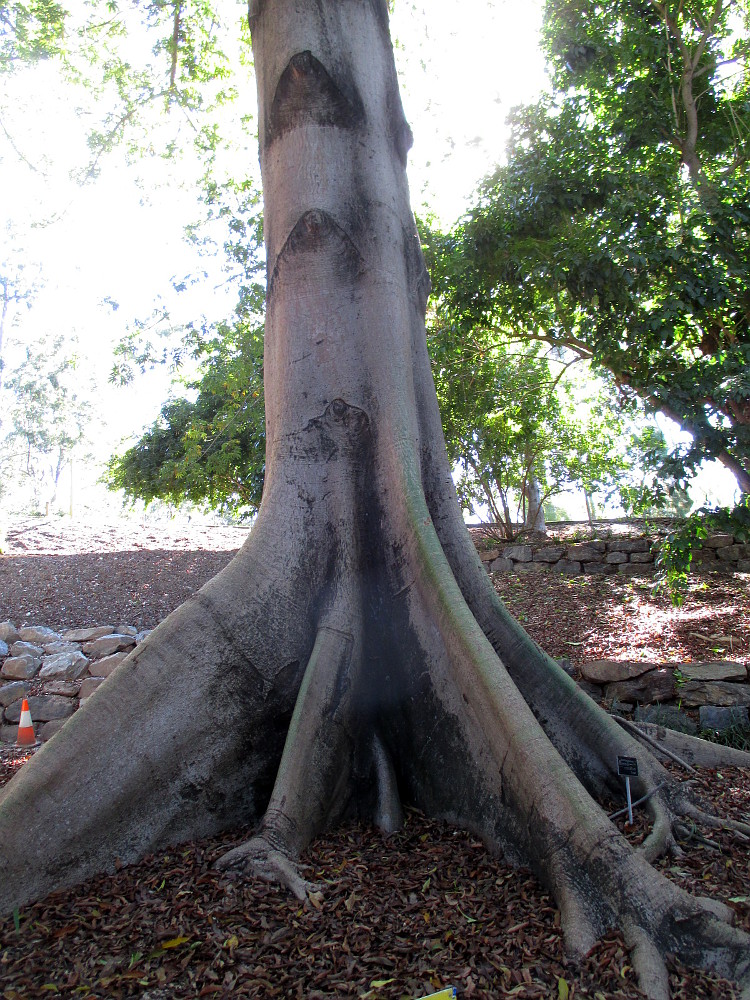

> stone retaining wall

[
  {"left": 568, "top": 658, "right": 750, "bottom": 734},
  {"left": 0, "top": 621, "right": 152, "bottom": 745},
  {"left": 477, "top": 531, "right": 750, "bottom": 577},
  {"left": 2, "top": 617, "right": 748, "bottom": 745}
]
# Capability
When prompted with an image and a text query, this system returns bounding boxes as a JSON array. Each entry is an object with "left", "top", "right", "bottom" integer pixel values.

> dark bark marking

[
  {"left": 268, "top": 50, "right": 365, "bottom": 146},
  {"left": 278, "top": 398, "right": 372, "bottom": 476},
  {"left": 268, "top": 209, "right": 365, "bottom": 296}
]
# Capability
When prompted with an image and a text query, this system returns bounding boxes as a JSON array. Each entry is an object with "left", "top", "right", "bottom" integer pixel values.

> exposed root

[
  {"left": 614, "top": 715, "right": 697, "bottom": 774},
  {"left": 215, "top": 833, "right": 320, "bottom": 901},
  {"left": 680, "top": 799, "right": 750, "bottom": 839},
  {"left": 624, "top": 923, "right": 671, "bottom": 1000}
]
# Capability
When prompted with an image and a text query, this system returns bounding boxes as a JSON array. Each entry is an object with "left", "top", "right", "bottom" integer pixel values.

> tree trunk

[
  {"left": 524, "top": 456, "right": 546, "bottom": 533},
  {"left": 585, "top": 489, "right": 597, "bottom": 525},
  {"left": 1, "top": 2, "right": 750, "bottom": 995}
]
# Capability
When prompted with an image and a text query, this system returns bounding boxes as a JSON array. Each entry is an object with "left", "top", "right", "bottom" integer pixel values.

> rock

[
  {"left": 478, "top": 548, "right": 501, "bottom": 563},
  {"left": 82, "top": 634, "right": 136, "bottom": 659},
  {"left": 634, "top": 704, "right": 698, "bottom": 735},
  {"left": 619, "top": 563, "right": 655, "bottom": 576},
  {"left": 699, "top": 705, "right": 750, "bottom": 732},
  {"left": 116, "top": 625, "right": 139, "bottom": 637},
  {"left": 43, "top": 640, "right": 81, "bottom": 656},
  {"left": 18, "top": 626, "right": 61, "bottom": 644},
  {"left": 39, "top": 650, "right": 90, "bottom": 681},
  {"left": 680, "top": 681, "right": 750, "bottom": 708},
  {"left": 489, "top": 557, "right": 514, "bottom": 574},
  {"left": 738, "top": 559, "right": 750, "bottom": 573},
  {"left": 0, "top": 639, "right": 7, "bottom": 658},
  {"left": 79, "top": 676, "right": 105, "bottom": 700},
  {"left": 580, "top": 660, "right": 653, "bottom": 684},
  {"left": 629, "top": 551, "right": 654, "bottom": 564},
  {"left": 693, "top": 548, "right": 717, "bottom": 563},
  {"left": 504, "top": 544, "right": 532, "bottom": 563},
  {"left": 704, "top": 533, "right": 734, "bottom": 549},
  {"left": 1, "top": 725, "right": 19, "bottom": 744},
  {"left": 136, "top": 630, "right": 153, "bottom": 644},
  {"left": 607, "top": 539, "right": 649, "bottom": 554},
  {"left": 605, "top": 668, "right": 676, "bottom": 705},
  {"left": 568, "top": 542, "right": 606, "bottom": 561},
  {"left": 516, "top": 561, "right": 548, "bottom": 574},
  {"left": 582, "top": 562, "right": 617, "bottom": 575},
  {"left": 88, "top": 651, "right": 129, "bottom": 678},
  {"left": 605, "top": 551, "right": 628, "bottom": 564},
  {"left": 556, "top": 657, "right": 576, "bottom": 677},
  {"left": 10, "top": 641, "right": 44, "bottom": 658},
  {"left": 41, "top": 680, "right": 80, "bottom": 697},
  {"left": 1, "top": 681, "right": 29, "bottom": 707},
  {"left": 40, "top": 719, "right": 68, "bottom": 742},
  {"left": 552, "top": 559, "right": 582, "bottom": 575},
  {"left": 578, "top": 680, "right": 603, "bottom": 700},
  {"left": 1, "top": 655, "right": 42, "bottom": 680},
  {"left": 4, "top": 695, "right": 76, "bottom": 723},
  {"left": 62, "top": 625, "right": 115, "bottom": 642},
  {"left": 678, "top": 661, "right": 747, "bottom": 682},
  {"left": 534, "top": 545, "right": 566, "bottom": 563},
  {"left": 716, "top": 545, "right": 740, "bottom": 562},
  {"left": 0, "top": 621, "right": 20, "bottom": 644}
]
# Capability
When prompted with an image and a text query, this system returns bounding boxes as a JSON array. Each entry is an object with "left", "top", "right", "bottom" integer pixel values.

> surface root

[{"left": 214, "top": 834, "right": 320, "bottom": 901}]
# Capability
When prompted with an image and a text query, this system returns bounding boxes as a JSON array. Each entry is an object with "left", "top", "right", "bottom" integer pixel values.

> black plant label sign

[{"left": 617, "top": 756, "right": 639, "bottom": 777}]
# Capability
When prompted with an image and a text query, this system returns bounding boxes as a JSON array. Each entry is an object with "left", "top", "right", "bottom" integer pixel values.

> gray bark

[{"left": 1, "top": 2, "right": 749, "bottom": 996}]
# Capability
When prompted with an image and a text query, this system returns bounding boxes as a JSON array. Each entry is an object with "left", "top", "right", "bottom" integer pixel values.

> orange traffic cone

[{"left": 16, "top": 699, "right": 36, "bottom": 746}]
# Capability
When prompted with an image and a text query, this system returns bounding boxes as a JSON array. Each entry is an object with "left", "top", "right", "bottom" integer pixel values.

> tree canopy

[{"left": 431, "top": 0, "right": 750, "bottom": 499}]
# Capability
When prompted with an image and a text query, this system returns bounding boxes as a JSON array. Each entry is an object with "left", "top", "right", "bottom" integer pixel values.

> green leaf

[{"left": 558, "top": 977, "right": 569, "bottom": 1000}]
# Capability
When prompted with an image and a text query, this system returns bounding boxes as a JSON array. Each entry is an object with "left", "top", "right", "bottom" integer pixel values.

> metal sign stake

[{"left": 624, "top": 775, "right": 633, "bottom": 825}]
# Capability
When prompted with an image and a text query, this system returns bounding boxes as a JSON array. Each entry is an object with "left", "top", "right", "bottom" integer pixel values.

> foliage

[
  {"left": 698, "top": 723, "right": 750, "bottom": 752},
  {"left": 107, "top": 320, "right": 265, "bottom": 517},
  {"left": 106, "top": 168, "right": 267, "bottom": 516},
  {"left": 0, "top": 0, "right": 66, "bottom": 70},
  {"left": 656, "top": 496, "right": 750, "bottom": 603},
  {"left": 432, "top": 0, "right": 750, "bottom": 498}
]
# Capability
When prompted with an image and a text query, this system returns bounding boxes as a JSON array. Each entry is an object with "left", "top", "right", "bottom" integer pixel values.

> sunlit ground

[{"left": 494, "top": 571, "right": 750, "bottom": 664}]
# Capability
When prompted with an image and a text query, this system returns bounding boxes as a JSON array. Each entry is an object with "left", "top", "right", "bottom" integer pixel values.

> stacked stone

[
  {"left": 574, "top": 658, "right": 750, "bottom": 733},
  {"left": 478, "top": 534, "right": 750, "bottom": 577},
  {"left": 0, "top": 621, "right": 151, "bottom": 744}
]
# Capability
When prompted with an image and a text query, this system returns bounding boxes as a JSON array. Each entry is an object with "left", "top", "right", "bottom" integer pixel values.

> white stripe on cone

[{"left": 19, "top": 706, "right": 33, "bottom": 728}]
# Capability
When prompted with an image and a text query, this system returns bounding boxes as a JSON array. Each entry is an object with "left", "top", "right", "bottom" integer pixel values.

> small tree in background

[{"left": 2, "top": 334, "right": 92, "bottom": 513}]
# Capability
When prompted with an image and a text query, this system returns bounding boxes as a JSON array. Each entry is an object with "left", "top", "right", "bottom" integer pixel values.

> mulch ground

[
  {"left": 1, "top": 516, "right": 749, "bottom": 999},
  {"left": 1, "top": 761, "right": 749, "bottom": 1000}
]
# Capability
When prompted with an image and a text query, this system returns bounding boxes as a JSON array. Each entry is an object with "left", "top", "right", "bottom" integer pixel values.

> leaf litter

[{"left": 1, "top": 768, "right": 748, "bottom": 999}]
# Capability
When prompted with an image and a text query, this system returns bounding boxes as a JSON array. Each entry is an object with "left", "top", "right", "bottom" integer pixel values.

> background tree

[
  {"left": 434, "top": 0, "right": 750, "bottom": 498},
  {"left": 430, "top": 328, "right": 633, "bottom": 537},
  {"left": 1, "top": 334, "right": 92, "bottom": 512}
]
